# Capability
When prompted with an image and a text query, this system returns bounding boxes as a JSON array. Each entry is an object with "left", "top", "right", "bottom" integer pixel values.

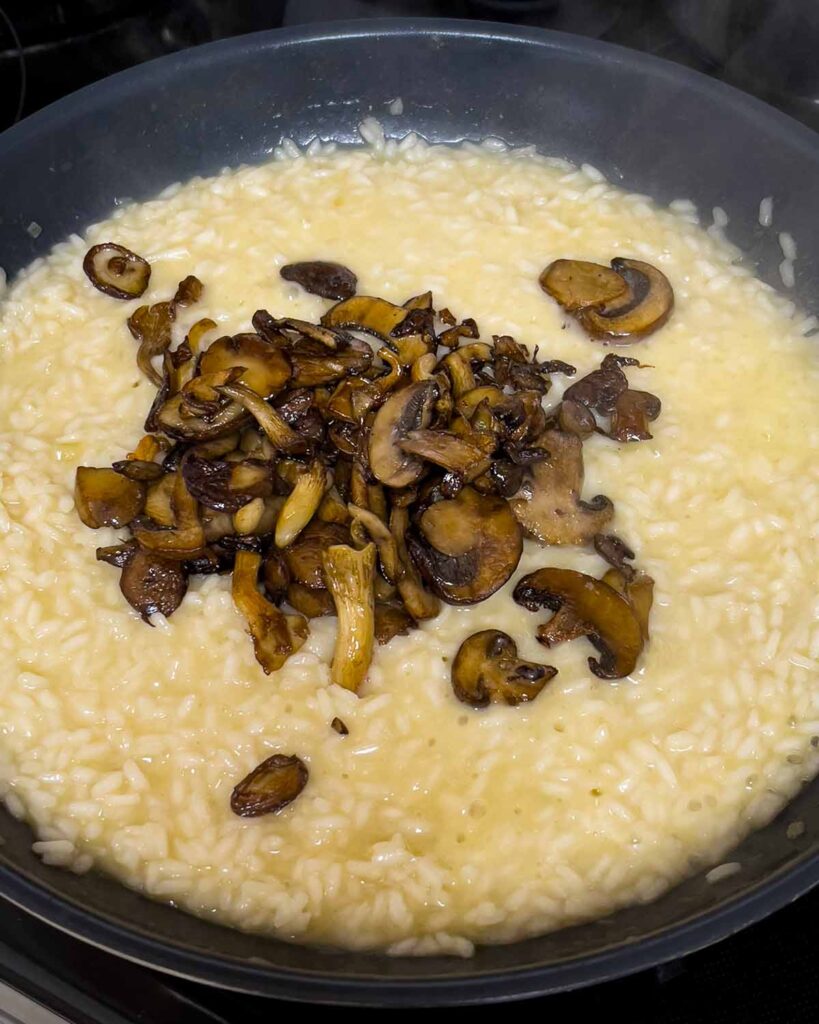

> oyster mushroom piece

[
  {"left": 289, "top": 337, "right": 374, "bottom": 388},
  {"left": 513, "top": 567, "right": 644, "bottom": 679},
  {"left": 280, "top": 260, "right": 357, "bottom": 301},
  {"left": 131, "top": 472, "right": 205, "bottom": 560},
  {"left": 232, "top": 549, "right": 308, "bottom": 674},
  {"left": 322, "top": 542, "right": 377, "bottom": 693},
  {"left": 539, "top": 259, "right": 628, "bottom": 312},
  {"left": 579, "top": 259, "right": 674, "bottom": 341},
  {"left": 368, "top": 380, "right": 437, "bottom": 488},
  {"left": 199, "top": 334, "right": 291, "bottom": 398},
  {"left": 154, "top": 392, "right": 249, "bottom": 442},
  {"left": 75, "top": 467, "right": 145, "bottom": 529},
  {"left": 409, "top": 486, "right": 523, "bottom": 604},
  {"left": 275, "top": 459, "right": 329, "bottom": 548},
  {"left": 609, "top": 389, "right": 662, "bottom": 442},
  {"left": 83, "top": 242, "right": 151, "bottom": 299},
  {"left": 348, "top": 503, "right": 402, "bottom": 583},
  {"left": 321, "top": 295, "right": 409, "bottom": 338},
  {"left": 398, "top": 428, "right": 494, "bottom": 482},
  {"left": 127, "top": 300, "right": 175, "bottom": 387},
  {"left": 452, "top": 629, "right": 557, "bottom": 707},
  {"left": 216, "top": 382, "right": 305, "bottom": 453},
  {"left": 119, "top": 548, "right": 188, "bottom": 623},
  {"left": 231, "top": 753, "right": 308, "bottom": 817},
  {"left": 509, "top": 430, "right": 613, "bottom": 545}
]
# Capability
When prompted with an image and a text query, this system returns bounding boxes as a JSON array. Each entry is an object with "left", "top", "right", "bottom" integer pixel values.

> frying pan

[{"left": 0, "top": 18, "right": 817, "bottom": 1007}]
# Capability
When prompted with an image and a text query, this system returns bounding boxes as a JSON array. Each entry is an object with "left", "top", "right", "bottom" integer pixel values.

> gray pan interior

[{"left": 0, "top": 19, "right": 817, "bottom": 1007}]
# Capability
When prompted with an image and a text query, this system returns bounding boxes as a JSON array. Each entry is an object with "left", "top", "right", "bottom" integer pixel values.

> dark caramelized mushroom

[
  {"left": 232, "top": 550, "right": 308, "bottom": 674},
  {"left": 287, "top": 582, "right": 335, "bottom": 618},
  {"left": 321, "top": 295, "right": 408, "bottom": 338},
  {"left": 579, "top": 259, "right": 674, "bottom": 341},
  {"left": 199, "top": 334, "right": 291, "bottom": 398},
  {"left": 609, "top": 389, "right": 662, "bottom": 442},
  {"left": 96, "top": 541, "right": 138, "bottom": 567},
  {"left": 262, "top": 548, "right": 290, "bottom": 602},
  {"left": 231, "top": 753, "right": 308, "bottom": 817},
  {"left": 119, "top": 548, "right": 188, "bottom": 622},
  {"left": 539, "top": 259, "right": 628, "bottom": 312},
  {"left": 513, "top": 567, "right": 644, "bottom": 679},
  {"left": 368, "top": 381, "right": 437, "bottom": 488},
  {"left": 409, "top": 486, "right": 522, "bottom": 604},
  {"left": 131, "top": 472, "right": 204, "bottom": 560},
  {"left": 111, "top": 459, "right": 165, "bottom": 482},
  {"left": 510, "top": 430, "right": 613, "bottom": 545},
  {"left": 154, "top": 392, "right": 249, "bottom": 442},
  {"left": 451, "top": 629, "right": 557, "bottom": 707},
  {"left": 558, "top": 398, "right": 596, "bottom": 438},
  {"left": 283, "top": 520, "right": 350, "bottom": 589},
  {"left": 128, "top": 301, "right": 175, "bottom": 387},
  {"left": 75, "top": 467, "right": 145, "bottom": 529},
  {"left": 289, "top": 337, "right": 373, "bottom": 388},
  {"left": 181, "top": 455, "right": 253, "bottom": 513},
  {"left": 563, "top": 354, "right": 639, "bottom": 416},
  {"left": 399, "top": 428, "right": 494, "bottom": 481},
  {"left": 216, "top": 382, "right": 305, "bottom": 453},
  {"left": 374, "top": 602, "right": 416, "bottom": 645},
  {"left": 280, "top": 260, "right": 357, "bottom": 301},
  {"left": 172, "top": 274, "right": 203, "bottom": 307},
  {"left": 331, "top": 717, "right": 349, "bottom": 736},
  {"left": 83, "top": 243, "right": 151, "bottom": 299}
]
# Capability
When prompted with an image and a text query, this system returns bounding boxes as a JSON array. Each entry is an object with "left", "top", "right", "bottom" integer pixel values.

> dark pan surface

[{"left": 0, "top": 19, "right": 817, "bottom": 1006}]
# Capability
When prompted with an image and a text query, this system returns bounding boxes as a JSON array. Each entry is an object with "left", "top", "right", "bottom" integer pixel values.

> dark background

[{"left": 0, "top": 1, "right": 818, "bottom": 1020}]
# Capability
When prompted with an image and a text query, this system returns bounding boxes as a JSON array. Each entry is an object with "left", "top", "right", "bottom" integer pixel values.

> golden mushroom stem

[
  {"left": 275, "top": 459, "right": 329, "bottom": 548},
  {"left": 322, "top": 542, "right": 376, "bottom": 693},
  {"left": 232, "top": 550, "right": 308, "bottom": 674}
]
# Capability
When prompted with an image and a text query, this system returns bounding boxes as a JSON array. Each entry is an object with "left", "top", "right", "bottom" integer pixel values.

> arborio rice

[{"left": 0, "top": 132, "right": 818, "bottom": 957}]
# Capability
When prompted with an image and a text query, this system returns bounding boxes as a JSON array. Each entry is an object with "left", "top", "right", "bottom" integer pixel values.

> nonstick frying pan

[{"left": 0, "top": 18, "right": 817, "bottom": 1008}]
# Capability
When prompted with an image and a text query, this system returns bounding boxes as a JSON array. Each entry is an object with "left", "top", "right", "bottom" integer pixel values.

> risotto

[{"left": 0, "top": 129, "right": 817, "bottom": 957}]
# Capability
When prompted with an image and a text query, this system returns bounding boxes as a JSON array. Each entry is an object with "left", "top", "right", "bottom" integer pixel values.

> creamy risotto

[{"left": 0, "top": 128, "right": 818, "bottom": 957}]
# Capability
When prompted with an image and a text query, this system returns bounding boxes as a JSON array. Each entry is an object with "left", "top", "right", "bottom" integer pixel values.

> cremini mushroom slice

[
  {"left": 232, "top": 549, "right": 308, "bottom": 674},
  {"left": 275, "top": 459, "right": 329, "bottom": 548},
  {"left": 131, "top": 471, "right": 204, "bottom": 560},
  {"left": 172, "top": 274, "right": 203, "bottom": 307},
  {"left": 128, "top": 300, "right": 175, "bottom": 387},
  {"left": 439, "top": 351, "right": 475, "bottom": 398},
  {"left": 75, "top": 467, "right": 146, "bottom": 529},
  {"left": 409, "top": 486, "right": 522, "bottom": 604},
  {"left": 579, "top": 259, "right": 674, "bottom": 341},
  {"left": 322, "top": 542, "right": 377, "bottom": 693},
  {"left": 399, "top": 428, "right": 494, "bottom": 482},
  {"left": 154, "top": 392, "right": 249, "bottom": 442},
  {"left": 144, "top": 472, "right": 176, "bottom": 527},
  {"left": 280, "top": 260, "right": 357, "bottom": 301},
  {"left": 96, "top": 541, "right": 138, "bottom": 567},
  {"left": 321, "top": 295, "right": 408, "bottom": 338},
  {"left": 438, "top": 317, "right": 479, "bottom": 350},
  {"left": 513, "top": 567, "right": 644, "bottom": 679},
  {"left": 181, "top": 454, "right": 255, "bottom": 513},
  {"left": 509, "top": 429, "right": 613, "bottom": 545},
  {"left": 316, "top": 487, "right": 350, "bottom": 525},
  {"left": 283, "top": 520, "right": 350, "bottom": 589},
  {"left": 230, "top": 753, "right": 308, "bottom": 817},
  {"left": 601, "top": 567, "right": 654, "bottom": 641},
  {"left": 451, "top": 629, "right": 557, "bottom": 707},
  {"left": 368, "top": 380, "right": 437, "bottom": 488},
  {"left": 287, "top": 582, "right": 335, "bottom": 618},
  {"left": 267, "top": 316, "right": 345, "bottom": 351},
  {"left": 83, "top": 242, "right": 151, "bottom": 299},
  {"left": 216, "top": 382, "right": 306, "bottom": 453},
  {"left": 199, "top": 334, "right": 291, "bottom": 398},
  {"left": 539, "top": 259, "right": 628, "bottom": 312},
  {"left": 119, "top": 548, "right": 188, "bottom": 623},
  {"left": 374, "top": 602, "right": 416, "bottom": 645},
  {"left": 609, "top": 389, "right": 662, "bottom": 442},
  {"left": 327, "top": 377, "right": 383, "bottom": 423}
]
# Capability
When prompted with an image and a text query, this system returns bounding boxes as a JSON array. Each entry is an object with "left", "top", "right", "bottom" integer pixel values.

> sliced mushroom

[
  {"left": 144, "top": 472, "right": 177, "bottom": 527},
  {"left": 438, "top": 318, "right": 479, "bottom": 349},
  {"left": 75, "top": 467, "right": 145, "bottom": 529},
  {"left": 513, "top": 567, "right": 644, "bottom": 679},
  {"left": 83, "top": 242, "right": 151, "bottom": 299},
  {"left": 280, "top": 260, "right": 357, "bottom": 301},
  {"left": 602, "top": 567, "right": 654, "bottom": 640},
  {"left": 231, "top": 753, "right": 308, "bottom": 817},
  {"left": 111, "top": 458, "right": 165, "bottom": 482},
  {"left": 216, "top": 382, "right": 305, "bottom": 453},
  {"left": 562, "top": 354, "right": 639, "bottom": 416},
  {"left": 327, "top": 377, "right": 383, "bottom": 423},
  {"left": 269, "top": 316, "right": 343, "bottom": 350},
  {"left": 399, "top": 428, "right": 494, "bottom": 482},
  {"left": 285, "top": 582, "right": 333, "bottom": 618},
  {"left": 96, "top": 541, "right": 138, "bottom": 567},
  {"left": 181, "top": 455, "right": 254, "bottom": 513},
  {"left": 374, "top": 602, "right": 416, "bottom": 645},
  {"left": 579, "top": 259, "right": 674, "bottom": 341},
  {"left": 594, "top": 533, "right": 636, "bottom": 580},
  {"left": 119, "top": 548, "right": 188, "bottom": 623},
  {"left": 452, "top": 630, "right": 557, "bottom": 707},
  {"left": 262, "top": 548, "right": 290, "bottom": 603},
  {"left": 275, "top": 459, "right": 328, "bottom": 548},
  {"left": 154, "top": 392, "right": 249, "bottom": 442},
  {"left": 389, "top": 505, "right": 440, "bottom": 621},
  {"left": 131, "top": 472, "right": 205, "bottom": 560},
  {"left": 509, "top": 430, "right": 613, "bottom": 545},
  {"left": 283, "top": 520, "right": 350, "bottom": 589},
  {"left": 128, "top": 301, "right": 175, "bottom": 387},
  {"left": 199, "top": 334, "right": 291, "bottom": 398},
  {"left": 409, "top": 486, "right": 522, "bottom": 604},
  {"left": 558, "top": 398, "right": 597, "bottom": 438},
  {"left": 290, "top": 337, "right": 373, "bottom": 387},
  {"left": 322, "top": 542, "right": 376, "bottom": 693},
  {"left": 172, "top": 274, "right": 203, "bottom": 307},
  {"left": 539, "top": 259, "right": 628, "bottom": 312},
  {"left": 232, "top": 549, "right": 308, "bottom": 674},
  {"left": 609, "top": 389, "right": 661, "bottom": 442},
  {"left": 321, "top": 295, "right": 408, "bottom": 338},
  {"left": 368, "top": 381, "right": 437, "bottom": 487},
  {"left": 348, "top": 503, "right": 402, "bottom": 583}
]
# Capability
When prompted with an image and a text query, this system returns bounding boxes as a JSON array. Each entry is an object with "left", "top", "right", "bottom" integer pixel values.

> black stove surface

[{"left": 1, "top": 0, "right": 818, "bottom": 1019}]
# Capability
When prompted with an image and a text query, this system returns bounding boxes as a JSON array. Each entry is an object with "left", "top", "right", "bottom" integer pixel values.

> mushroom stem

[
  {"left": 275, "top": 459, "right": 329, "bottom": 548},
  {"left": 232, "top": 550, "right": 308, "bottom": 674},
  {"left": 217, "top": 382, "right": 304, "bottom": 452},
  {"left": 322, "top": 542, "right": 377, "bottom": 693}
]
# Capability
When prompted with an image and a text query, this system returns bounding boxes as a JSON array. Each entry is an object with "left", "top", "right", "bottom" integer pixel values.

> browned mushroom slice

[
  {"left": 172, "top": 274, "right": 203, "bottom": 307},
  {"left": 287, "top": 583, "right": 335, "bottom": 618},
  {"left": 181, "top": 454, "right": 254, "bottom": 513},
  {"left": 439, "top": 351, "right": 475, "bottom": 398},
  {"left": 321, "top": 295, "right": 408, "bottom": 338},
  {"left": 154, "top": 388, "right": 249, "bottom": 442},
  {"left": 513, "top": 567, "right": 644, "bottom": 679},
  {"left": 539, "top": 259, "right": 628, "bottom": 312},
  {"left": 348, "top": 504, "right": 402, "bottom": 584},
  {"left": 331, "top": 717, "right": 349, "bottom": 735},
  {"left": 579, "top": 259, "right": 674, "bottom": 341},
  {"left": 131, "top": 472, "right": 204, "bottom": 560},
  {"left": 601, "top": 567, "right": 654, "bottom": 640},
  {"left": 509, "top": 430, "right": 613, "bottom": 545},
  {"left": 327, "top": 377, "right": 383, "bottom": 423},
  {"left": 398, "top": 428, "right": 494, "bottom": 482},
  {"left": 265, "top": 316, "right": 344, "bottom": 351},
  {"left": 280, "top": 260, "right": 357, "bottom": 301},
  {"left": 562, "top": 353, "right": 639, "bottom": 416},
  {"left": 483, "top": 459, "right": 525, "bottom": 498},
  {"left": 262, "top": 548, "right": 290, "bottom": 603},
  {"left": 558, "top": 398, "right": 596, "bottom": 438},
  {"left": 609, "top": 389, "right": 662, "bottom": 442},
  {"left": 410, "top": 486, "right": 522, "bottom": 605},
  {"left": 128, "top": 300, "right": 175, "bottom": 387},
  {"left": 127, "top": 434, "right": 166, "bottom": 463},
  {"left": 452, "top": 630, "right": 557, "bottom": 707},
  {"left": 96, "top": 541, "right": 138, "bottom": 567},
  {"left": 111, "top": 458, "right": 165, "bottom": 482},
  {"left": 368, "top": 381, "right": 437, "bottom": 488},
  {"left": 438, "top": 318, "right": 479, "bottom": 349},
  {"left": 275, "top": 459, "right": 328, "bottom": 548},
  {"left": 322, "top": 542, "right": 376, "bottom": 692},
  {"left": 144, "top": 472, "right": 176, "bottom": 527},
  {"left": 388, "top": 505, "right": 440, "bottom": 620},
  {"left": 593, "top": 533, "right": 636, "bottom": 579},
  {"left": 374, "top": 602, "right": 416, "bottom": 645},
  {"left": 119, "top": 548, "right": 188, "bottom": 623},
  {"left": 231, "top": 753, "right": 308, "bottom": 817},
  {"left": 83, "top": 242, "right": 151, "bottom": 299},
  {"left": 232, "top": 549, "right": 308, "bottom": 674},
  {"left": 403, "top": 290, "right": 434, "bottom": 311},
  {"left": 199, "top": 334, "right": 291, "bottom": 398},
  {"left": 283, "top": 520, "right": 350, "bottom": 589},
  {"left": 75, "top": 467, "right": 145, "bottom": 529},
  {"left": 216, "top": 382, "right": 305, "bottom": 453},
  {"left": 290, "top": 337, "right": 373, "bottom": 387}
]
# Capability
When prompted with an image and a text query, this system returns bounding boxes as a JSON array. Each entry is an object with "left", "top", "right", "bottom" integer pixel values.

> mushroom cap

[
  {"left": 579, "top": 258, "right": 674, "bottom": 341},
  {"left": 368, "top": 380, "right": 437, "bottom": 488}
]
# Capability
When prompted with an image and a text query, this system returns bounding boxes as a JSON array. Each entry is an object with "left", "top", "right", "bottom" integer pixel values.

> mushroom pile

[{"left": 78, "top": 248, "right": 669, "bottom": 815}]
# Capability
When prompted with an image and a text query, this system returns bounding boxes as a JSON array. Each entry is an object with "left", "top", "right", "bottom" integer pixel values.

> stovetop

[{"left": 0, "top": 0, "right": 818, "bottom": 1019}]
